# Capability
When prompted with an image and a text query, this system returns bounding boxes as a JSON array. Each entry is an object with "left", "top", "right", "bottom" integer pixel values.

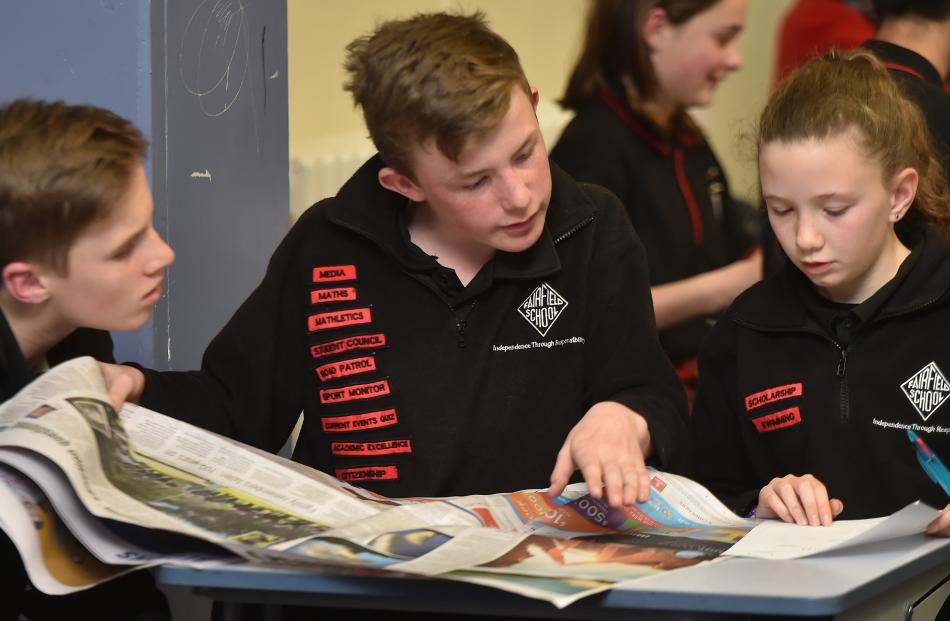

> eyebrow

[
  {"left": 108, "top": 225, "right": 149, "bottom": 258},
  {"left": 458, "top": 136, "right": 535, "bottom": 180},
  {"left": 762, "top": 192, "right": 857, "bottom": 204},
  {"left": 815, "top": 192, "right": 857, "bottom": 202}
]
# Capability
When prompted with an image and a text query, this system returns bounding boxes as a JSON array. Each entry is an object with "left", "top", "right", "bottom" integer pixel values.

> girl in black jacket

[
  {"left": 551, "top": 0, "right": 761, "bottom": 404},
  {"left": 691, "top": 49, "right": 950, "bottom": 536}
]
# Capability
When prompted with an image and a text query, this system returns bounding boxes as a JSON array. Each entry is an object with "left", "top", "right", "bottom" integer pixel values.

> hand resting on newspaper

[
  {"left": 98, "top": 362, "right": 146, "bottom": 410},
  {"left": 756, "top": 473, "right": 950, "bottom": 536},
  {"left": 547, "top": 401, "right": 653, "bottom": 509}
]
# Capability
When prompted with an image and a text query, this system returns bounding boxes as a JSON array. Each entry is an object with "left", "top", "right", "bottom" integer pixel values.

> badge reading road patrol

[
  {"left": 901, "top": 361, "right": 950, "bottom": 421},
  {"left": 518, "top": 282, "right": 568, "bottom": 337}
]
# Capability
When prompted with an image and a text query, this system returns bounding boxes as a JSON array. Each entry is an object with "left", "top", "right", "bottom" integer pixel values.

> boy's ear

[
  {"left": 378, "top": 166, "right": 426, "bottom": 203},
  {"left": 889, "top": 167, "right": 919, "bottom": 222},
  {"left": 2, "top": 262, "right": 51, "bottom": 305},
  {"left": 642, "top": 7, "right": 672, "bottom": 51},
  {"left": 530, "top": 86, "right": 540, "bottom": 111}
]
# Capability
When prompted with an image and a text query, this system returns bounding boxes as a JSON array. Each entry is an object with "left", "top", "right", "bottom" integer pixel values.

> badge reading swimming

[
  {"left": 310, "top": 287, "right": 358, "bottom": 304},
  {"left": 319, "top": 379, "right": 391, "bottom": 404},
  {"left": 307, "top": 308, "right": 372, "bottom": 332},
  {"left": 320, "top": 409, "right": 398, "bottom": 432},
  {"left": 312, "top": 264, "right": 357, "bottom": 283},
  {"left": 518, "top": 282, "right": 568, "bottom": 337},
  {"left": 310, "top": 333, "right": 387, "bottom": 359},
  {"left": 751, "top": 407, "right": 802, "bottom": 432}
]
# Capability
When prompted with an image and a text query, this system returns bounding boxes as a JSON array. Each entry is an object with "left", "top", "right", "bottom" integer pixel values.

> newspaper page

[
  {"left": 0, "top": 465, "right": 132, "bottom": 594},
  {"left": 0, "top": 357, "right": 758, "bottom": 607}
]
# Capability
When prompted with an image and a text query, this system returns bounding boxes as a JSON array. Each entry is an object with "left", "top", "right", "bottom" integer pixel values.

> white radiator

[{"left": 289, "top": 98, "right": 574, "bottom": 221}]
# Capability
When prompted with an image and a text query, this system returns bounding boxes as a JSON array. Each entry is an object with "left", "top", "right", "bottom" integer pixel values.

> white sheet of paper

[{"left": 723, "top": 501, "right": 940, "bottom": 560}]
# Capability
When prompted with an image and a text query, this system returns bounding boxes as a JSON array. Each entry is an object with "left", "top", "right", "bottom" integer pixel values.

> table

[{"left": 158, "top": 533, "right": 950, "bottom": 620}]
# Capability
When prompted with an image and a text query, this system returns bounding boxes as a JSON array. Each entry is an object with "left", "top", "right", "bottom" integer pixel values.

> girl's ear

[
  {"left": 378, "top": 166, "right": 426, "bottom": 203},
  {"left": 642, "top": 8, "right": 672, "bottom": 51},
  {"left": 889, "top": 167, "right": 919, "bottom": 222},
  {"left": 2, "top": 262, "right": 51, "bottom": 305}
]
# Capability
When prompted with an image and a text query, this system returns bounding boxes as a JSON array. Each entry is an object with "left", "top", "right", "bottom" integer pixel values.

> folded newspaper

[{"left": 0, "top": 357, "right": 761, "bottom": 607}]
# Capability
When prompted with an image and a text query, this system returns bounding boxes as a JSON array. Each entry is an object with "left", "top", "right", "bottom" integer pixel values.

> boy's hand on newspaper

[
  {"left": 926, "top": 503, "right": 950, "bottom": 537},
  {"left": 548, "top": 401, "right": 652, "bottom": 508},
  {"left": 756, "top": 474, "right": 844, "bottom": 526},
  {"left": 97, "top": 362, "right": 146, "bottom": 411}
]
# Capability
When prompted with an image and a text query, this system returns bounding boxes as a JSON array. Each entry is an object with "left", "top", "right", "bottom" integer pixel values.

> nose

[
  {"left": 498, "top": 168, "right": 531, "bottom": 214},
  {"left": 795, "top": 214, "right": 823, "bottom": 253},
  {"left": 725, "top": 41, "right": 743, "bottom": 72},
  {"left": 143, "top": 227, "right": 175, "bottom": 274}
]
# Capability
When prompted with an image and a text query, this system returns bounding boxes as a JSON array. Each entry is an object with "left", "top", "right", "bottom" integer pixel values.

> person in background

[
  {"left": 551, "top": 0, "right": 761, "bottom": 406},
  {"left": 865, "top": 0, "right": 950, "bottom": 171},
  {"left": 772, "top": 0, "right": 876, "bottom": 88},
  {"left": 691, "top": 50, "right": 950, "bottom": 537},
  {"left": 0, "top": 99, "right": 175, "bottom": 621}
]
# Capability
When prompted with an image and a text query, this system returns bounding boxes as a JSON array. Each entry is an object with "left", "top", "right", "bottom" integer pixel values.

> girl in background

[
  {"left": 552, "top": 0, "right": 761, "bottom": 405},
  {"left": 691, "top": 50, "right": 950, "bottom": 535}
]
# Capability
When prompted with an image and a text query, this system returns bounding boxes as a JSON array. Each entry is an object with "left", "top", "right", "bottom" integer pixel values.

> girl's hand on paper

[
  {"left": 926, "top": 502, "right": 950, "bottom": 537},
  {"left": 97, "top": 362, "right": 146, "bottom": 411},
  {"left": 756, "top": 474, "right": 844, "bottom": 526},
  {"left": 547, "top": 401, "right": 652, "bottom": 508}
]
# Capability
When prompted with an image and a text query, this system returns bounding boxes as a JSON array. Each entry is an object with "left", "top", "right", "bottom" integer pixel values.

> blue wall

[{"left": 0, "top": 0, "right": 288, "bottom": 370}]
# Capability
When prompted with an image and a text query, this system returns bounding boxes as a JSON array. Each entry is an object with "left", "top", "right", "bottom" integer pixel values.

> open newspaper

[{"left": 0, "top": 357, "right": 760, "bottom": 607}]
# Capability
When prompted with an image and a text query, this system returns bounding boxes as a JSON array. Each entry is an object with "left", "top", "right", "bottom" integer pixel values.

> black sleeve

[
  {"left": 690, "top": 312, "right": 759, "bottom": 514},
  {"left": 581, "top": 185, "right": 690, "bottom": 474},
  {"left": 136, "top": 211, "right": 314, "bottom": 453}
]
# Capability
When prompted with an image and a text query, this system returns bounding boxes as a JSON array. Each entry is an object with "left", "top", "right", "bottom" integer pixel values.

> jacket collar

[
  {"left": 596, "top": 85, "right": 703, "bottom": 157},
  {"left": 324, "top": 154, "right": 595, "bottom": 281},
  {"left": 864, "top": 39, "right": 944, "bottom": 87},
  {"left": 0, "top": 308, "right": 32, "bottom": 401},
  {"left": 734, "top": 225, "right": 950, "bottom": 329}
]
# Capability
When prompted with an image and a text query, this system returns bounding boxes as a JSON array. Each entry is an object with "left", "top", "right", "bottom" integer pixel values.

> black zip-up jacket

[
  {"left": 0, "top": 312, "right": 169, "bottom": 621},
  {"left": 691, "top": 226, "right": 950, "bottom": 519},
  {"left": 551, "top": 87, "right": 759, "bottom": 363},
  {"left": 140, "top": 156, "right": 689, "bottom": 498}
]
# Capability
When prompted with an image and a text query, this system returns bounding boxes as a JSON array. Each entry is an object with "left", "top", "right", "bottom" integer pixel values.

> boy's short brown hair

[
  {"left": 0, "top": 99, "right": 147, "bottom": 274},
  {"left": 343, "top": 11, "right": 531, "bottom": 177}
]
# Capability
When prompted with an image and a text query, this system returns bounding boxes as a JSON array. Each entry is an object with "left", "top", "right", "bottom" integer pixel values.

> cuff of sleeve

[{"left": 607, "top": 389, "right": 690, "bottom": 475}]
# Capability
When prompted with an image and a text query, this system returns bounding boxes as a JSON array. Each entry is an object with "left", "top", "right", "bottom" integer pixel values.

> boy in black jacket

[
  {"left": 0, "top": 100, "right": 175, "bottom": 620},
  {"left": 108, "top": 12, "right": 688, "bottom": 509}
]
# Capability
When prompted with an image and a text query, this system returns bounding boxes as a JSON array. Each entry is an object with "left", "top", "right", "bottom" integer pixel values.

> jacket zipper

[
  {"left": 835, "top": 346, "right": 849, "bottom": 422},
  {"left": 553, "top": 216, "right": 594, "bottom": 245},
  {"left": 735, "top": 319, "right": 851, "bottom": 422},
  {"left": 450, "top": 299, "right": 478, "bottom": 349}
]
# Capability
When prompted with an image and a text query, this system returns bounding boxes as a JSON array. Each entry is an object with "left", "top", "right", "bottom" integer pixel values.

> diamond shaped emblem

[
  {"left": 518, "top": 282, "right": 568, "bottom": 337},
  {"left": 900, "top": 361, "right": 950, "bottom": 421}
]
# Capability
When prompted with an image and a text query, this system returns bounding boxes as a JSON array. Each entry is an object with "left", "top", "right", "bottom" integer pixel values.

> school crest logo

[
  {"left": 518, "top": 282, "right": 568, "bottom": 337},
  {"left": 900, "top": 361, "right": 950, "bottom": 421}
]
